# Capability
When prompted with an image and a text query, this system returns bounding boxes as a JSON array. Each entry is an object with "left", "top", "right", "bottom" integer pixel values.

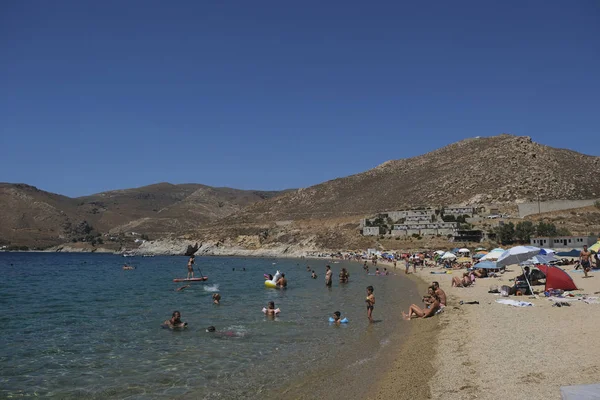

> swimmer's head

[
  {"left": 281, "top": 273, "right": 285, "bottom": 277},
  {"left": 268, "top": 301, "right": 275, "bottom": 309},
  {"left": 367, "top": 286, "right": 374, "bottom": 293},
  {"left": 206, "top": 326, "right": 216, "bottom": 332},
  {"left": 172, "top": 311, "right": 181, "bottom": 318},
  {"left": 333, "top": 311, "right": 341, "bottom": 319}
]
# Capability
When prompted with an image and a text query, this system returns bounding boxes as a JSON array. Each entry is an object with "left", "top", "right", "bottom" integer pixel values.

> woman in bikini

[{"left": 403, "top": 293, "right": 441, "bottom": 320}]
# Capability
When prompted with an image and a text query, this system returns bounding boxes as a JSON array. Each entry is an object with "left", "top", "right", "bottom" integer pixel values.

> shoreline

[{"left": 369, "top": 272, "right": 439, "bottom": 400}]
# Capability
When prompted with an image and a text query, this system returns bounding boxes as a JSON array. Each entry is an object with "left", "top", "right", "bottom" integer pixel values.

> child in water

[
  {"left": 163, "top": 311, "right": 187, "bottom": 329},
  {"left": 375, "top": 268, "right": 380, "bottom": 276},
  {"left": 332, "top": 311, "right": 343, "bottom": 326},
  {"left": 311, "top": 270, "right": 317, "bottom": 279},
  {"left": 212, "top": 293, "right": 221, "bottom": 305},
  {"left": 365, "top": 286, "right": 375, "bottom": 323}
]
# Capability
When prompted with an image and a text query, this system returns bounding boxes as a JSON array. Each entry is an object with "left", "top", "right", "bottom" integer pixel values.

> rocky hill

[
  {"left": 0, "top": 182, "right": 285, "bottom": 248},
  {"left": 218, "top": 134, "right": 600, "bottom": 224}
]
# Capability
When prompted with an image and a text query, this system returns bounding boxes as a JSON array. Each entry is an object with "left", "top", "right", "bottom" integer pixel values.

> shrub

[{"left": 595, "top": 200, "right": 600, "bottom": 209}]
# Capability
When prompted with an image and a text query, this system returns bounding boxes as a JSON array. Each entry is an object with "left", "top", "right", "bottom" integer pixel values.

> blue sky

[{"left": 1, "top": 1, "right": 599, "bottom": 197}]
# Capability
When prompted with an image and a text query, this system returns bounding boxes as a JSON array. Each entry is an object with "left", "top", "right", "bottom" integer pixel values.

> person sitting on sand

[
  {"left": 452, "top": 272, "right": 472, "bottom": 288},
  {"left": 472, "top": 268, "right": 488, "bottom": 279},
  {"left": 276, "top": 273, "right": 287, "bottom": 288},
  {"left": 422, "top": 287, "right": 436, "bottom": 307},
  {"left": 403, "top": 293, "right": 441, "bottom": 320},
  {"left": 163, "top": 311, "right": 187, "bottom": 329},
  {"left": 432, "top": 281, "right": 447, "bottom": 306},
  {"left": 212, "top": 293, "right": 221, "bottom": 305}
]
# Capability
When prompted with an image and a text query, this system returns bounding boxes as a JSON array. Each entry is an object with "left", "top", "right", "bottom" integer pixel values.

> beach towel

[
  {"left": 560, "top": 383, "right": 600, "bottom": 399},
  {"left": 495, "top": 299, "right": 534, "bottom": 307}
]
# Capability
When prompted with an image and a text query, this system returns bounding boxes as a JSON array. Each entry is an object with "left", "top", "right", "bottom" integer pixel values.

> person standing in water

[
  {"left": 365, "top": 286, "right": 375, "bottom": 323},
  {"left": 325, "top": 265, "right": 332, "bottom": 288},
  {"left": 187, "top": 255, "right": 195, "bottom": 279}
]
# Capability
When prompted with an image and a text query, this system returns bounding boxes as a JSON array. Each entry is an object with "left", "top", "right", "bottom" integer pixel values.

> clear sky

[{"left": 1, "top": 1, "right": 599, "bottom": 197}]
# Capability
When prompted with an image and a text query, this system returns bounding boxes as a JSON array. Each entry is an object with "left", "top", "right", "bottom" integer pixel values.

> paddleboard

[{"left": 173, "top": 277, "right": 208, "bottom": 282}]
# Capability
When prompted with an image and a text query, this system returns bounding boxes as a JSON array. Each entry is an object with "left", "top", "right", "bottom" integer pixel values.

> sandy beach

[{"left": 383, "top": 262, "right": 600, "bottom": 400}]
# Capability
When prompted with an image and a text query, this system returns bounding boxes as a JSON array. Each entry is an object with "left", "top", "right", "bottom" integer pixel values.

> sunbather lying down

[{"left": 452, "top": 273, "right": 472, "bottom": 288}]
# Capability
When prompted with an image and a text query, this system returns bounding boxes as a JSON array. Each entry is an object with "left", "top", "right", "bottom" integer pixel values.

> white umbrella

[
  {"left": 434, "top": 250, "right": 445, "bottom": 255},
  {"left": 458, "top": 248, "right": 470, "bottom": 253},
  {"left": 497, "top": 246, "right": 541, "bottom": 267},
  {"left": 480, "top": 249, "right": 504, "bottom": 261},
  {"left": 442, "top": 252, "right": 457, "bottom": 260}
]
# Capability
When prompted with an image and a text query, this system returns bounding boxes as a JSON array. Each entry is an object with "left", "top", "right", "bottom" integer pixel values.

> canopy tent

[
  {"left": 556, "top": 249, "right": 581, "bottom": 257},
  {"left": 520, "top": 254, "right": 558, "bottom": 266},
  {"left": 590, "top": 242, "right": 600, "bottom": 253},
  {"left": 536, "top": 264, "right": 578, "bottom": 291},
  {"left": 473, "top": 260, "right": 501, "bottom": 269},
  {"left": 497, "top": 246, "right": 541, "bottom": 267}
]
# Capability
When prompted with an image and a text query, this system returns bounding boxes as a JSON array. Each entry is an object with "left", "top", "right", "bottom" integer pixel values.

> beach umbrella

[
  {"left": 473, "top": 253, "right": 486, "bottom": 259},
  {"left": 497, "top": 246, "right": 542, "bottom": 267},
  {"left": 434, "top": 250, "right": 445, "bottom": 255},
  {"left": 490, "top": 248, "right": 505, "bottom": 252},
  {"left": 539, "top": 248, "right": 556, "bottom": 255},
  {"left": 590, "top": 242, "right": 600, "bottom": 253},
  {"left": 475, "top": 247, "right": 487, "bottom": 251},
  {"left": 556, "top": 249, "right": 581, "bottom": 257},
  {"left": 480, "top": 249, "right": 505, "bottom": 261},
  {"left": 441, "top": 252, "right": 457, "bottom": 260},
  {"left": 520, "top": 254, "right": 558, "bottom": 266},
  {"left": 473, "top": 260, "right": 500, "bottom": 269},
  {"left": 458, "top": 248, "right": 470, "bottom": 253}
]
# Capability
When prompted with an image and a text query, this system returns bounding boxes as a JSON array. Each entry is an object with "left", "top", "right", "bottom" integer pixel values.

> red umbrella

[{"left": 536, "top": 265, "right": 578, "bottom": 291}]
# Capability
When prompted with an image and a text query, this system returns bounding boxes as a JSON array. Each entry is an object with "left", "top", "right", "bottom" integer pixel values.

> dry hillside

[
  {"left": 0, "top": 182, "right": 285, "bottom": 248},
  {"left": 218, "top": 134, "right": 600, "bottom": 224}
]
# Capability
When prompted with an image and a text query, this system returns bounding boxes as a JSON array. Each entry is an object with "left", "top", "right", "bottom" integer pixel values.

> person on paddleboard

[{"left": 187, "top": 255, "right": 195, "bottom": 279}]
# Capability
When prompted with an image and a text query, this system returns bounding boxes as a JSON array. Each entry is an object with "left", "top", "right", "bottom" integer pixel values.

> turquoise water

[{"left": 0, "top": 253, "right": 419, "bottom": 399}]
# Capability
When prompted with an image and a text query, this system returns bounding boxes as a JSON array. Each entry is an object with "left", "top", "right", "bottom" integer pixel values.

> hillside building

[{"left": 530, "top": 236, "right": 597, "bottom": 249}]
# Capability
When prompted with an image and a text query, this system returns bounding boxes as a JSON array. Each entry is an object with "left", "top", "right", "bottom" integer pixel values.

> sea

[{"left": 0, "top": 253, "right": 421, "bottom": 399}]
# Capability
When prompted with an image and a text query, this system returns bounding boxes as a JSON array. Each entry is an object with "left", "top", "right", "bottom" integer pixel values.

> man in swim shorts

[
  {"left": 432, "top": 281, "right": 447, "bottom": 306},
  {"left": 580, "top": 245, "right": 592, "bottom": 278},
  {"left": 325, "top": 265, "right": 332, "bottom": 287},
  {"left": 277, "top": 273, "right": 287, "bottom": 288}
]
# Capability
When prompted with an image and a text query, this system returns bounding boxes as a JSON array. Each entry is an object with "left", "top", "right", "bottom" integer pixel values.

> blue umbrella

[{"left": 473, "top": 261, "right": 500, "bottom": 269}]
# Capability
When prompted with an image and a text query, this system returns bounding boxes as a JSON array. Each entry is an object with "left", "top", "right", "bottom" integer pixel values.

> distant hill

[
  {"left": 0, "top": 182, "right": 287, "bottom": 248},
  {"left": 218, "top": 134, "right": 600, "bottom": 225}
]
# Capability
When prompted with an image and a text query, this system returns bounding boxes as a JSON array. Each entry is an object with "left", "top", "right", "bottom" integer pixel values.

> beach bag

[{"left": 500, "top": 285, "right": 511, "bottom": 297}]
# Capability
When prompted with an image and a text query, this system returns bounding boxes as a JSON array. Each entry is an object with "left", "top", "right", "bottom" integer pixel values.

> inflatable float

[
  {"left": 173, "top": 277, "right": 208, "bottom": 282},
  {"left": 262, "top": 307, "right": 281, "bottom": 314},
  {"left": 264, "top": 271, "right": 281, "bottom": 288},
  {"left": 328, "top": 317, "right": 349, "bottom": 323}
]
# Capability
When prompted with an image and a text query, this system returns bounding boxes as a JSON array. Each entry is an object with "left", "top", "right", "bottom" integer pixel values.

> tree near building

[{"left": 515, "top": 221, "right": 535, "bottom": 243}]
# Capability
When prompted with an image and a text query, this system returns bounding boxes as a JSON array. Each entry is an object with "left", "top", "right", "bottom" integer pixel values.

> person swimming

[{"left": 163, "top": 311, "right": 187, "bottom": 329}]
